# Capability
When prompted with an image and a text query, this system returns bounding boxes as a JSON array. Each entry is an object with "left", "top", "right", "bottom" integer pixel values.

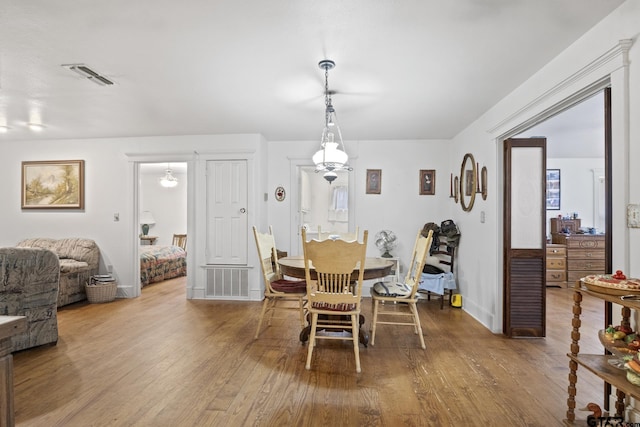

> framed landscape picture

[{"left": 22, "top": 160, "right": 85, "bottom": 209}]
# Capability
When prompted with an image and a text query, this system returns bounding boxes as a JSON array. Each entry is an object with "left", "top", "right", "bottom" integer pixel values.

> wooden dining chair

[
  {"left": 421, "top": 238, "right": 456, "bottom": 309},
  {"left": 369, "top": 229, "right": 433, "bottom": 349},
  {"left": 172, "top": 233, "right": 187, "bottom": 251},
  {"left": 253, "top": 226, "right": 307, "bottom": 339},
  {"left": 301, "top": 228, "right": 368, "bottom": 373}
]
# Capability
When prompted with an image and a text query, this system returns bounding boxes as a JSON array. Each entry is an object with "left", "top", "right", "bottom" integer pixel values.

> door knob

[{"left": 240, "top": 208, "right": 246, "bottom": 213}]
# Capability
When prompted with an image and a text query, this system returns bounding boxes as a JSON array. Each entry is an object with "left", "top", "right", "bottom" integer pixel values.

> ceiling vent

[{"left": 62, "top": 63, "right": 114, "bottom": 86}]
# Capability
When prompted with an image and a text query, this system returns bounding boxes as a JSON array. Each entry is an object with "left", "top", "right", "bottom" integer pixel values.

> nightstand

[
  {"left": 140, "top": 235, "right": 158, "bottom": 245},
  {"left": 546, "top": 244, "right": 566, "bottom": 287}
]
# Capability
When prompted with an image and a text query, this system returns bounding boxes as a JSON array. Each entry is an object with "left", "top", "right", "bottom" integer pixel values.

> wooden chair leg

[
  {"left": 370, "top": 298, "right": 379, "bottom": 346},
  {"left": 410, "top": 302, "right": 426, "bottom": 349},
  {"left": 254, "top": 297, "right": 271, "bottom": 339},
  {"left": 352, "top": 314, "right": 361, "bottom": 373},
  {"left": 298, "top": 297, "right": 306, "bottom": 328},
  {"left": 305, "top": 313, "right": 318, "bottom": 370}
]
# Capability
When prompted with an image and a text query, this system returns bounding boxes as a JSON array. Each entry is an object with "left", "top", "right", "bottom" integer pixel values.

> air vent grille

[{"left": 62, "top": 63, "right": 115, "bottom": 86}]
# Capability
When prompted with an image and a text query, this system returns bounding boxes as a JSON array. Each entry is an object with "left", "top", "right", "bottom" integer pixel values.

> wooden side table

[
  {"left": 139, "top": 235, "right": 158, "bottom": 245},
  {"left": 0, "top": 316, "right": 27, "bottom": 427}
]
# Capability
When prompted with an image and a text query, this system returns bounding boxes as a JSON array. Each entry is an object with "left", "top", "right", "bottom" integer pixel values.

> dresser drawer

[
  {"left": 546, "top": 270, "right": 567, "bottom": 282},
  {"left": 567, "top": 259, "right": 606, "bottom": 271},
  {"left": 546, "top": 246, "right": 566, "bottom": 257},
  {"left": 564, "top": 237, "right": 605, "bottom": 249},
  {"left": 546, "top": 258, "right": 566, "bottom": 270},
  {"left": 566, "top": 249, "right": 605, "bottom": 260}
]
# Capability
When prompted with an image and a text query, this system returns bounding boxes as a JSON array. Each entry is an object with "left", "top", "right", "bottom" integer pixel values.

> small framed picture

[
  {"left": 22, "top": 160, "right": 85, "bottom": 209},
  {"left": 546, "top": 169, "right": 561, "bottom": 210},
  {"left": 419, "top": 170, "right": 435, "bottom": 195},
  {"left": 366, "top": 169, "right": 381, "bottom": 194}
]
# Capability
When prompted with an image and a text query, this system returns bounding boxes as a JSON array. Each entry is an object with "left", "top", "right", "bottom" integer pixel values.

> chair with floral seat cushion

[
  {"left": 370, "top": 229, "right": 433, "bottom": 349},
  {"left": 301, "top": 228, "right": 368, "bottom": 373},
  {"left": 253, "top": 226, "right": 307, "bottom": 339}
]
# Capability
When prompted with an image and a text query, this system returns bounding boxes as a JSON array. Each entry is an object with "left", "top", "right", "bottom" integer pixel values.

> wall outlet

[
  {"left": 480, "top": 211, "right": 486, "bottom": 223},
  {"left": 107, "top": 265, "right": 113, "bottom": 273},
  {"left": 113, "top": 213, "right": 120, "bottom": 222}
]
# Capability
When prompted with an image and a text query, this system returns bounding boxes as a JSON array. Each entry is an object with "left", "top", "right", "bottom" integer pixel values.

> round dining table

[
  {"left": 278, "top": 256, "right": 394, "bottom": 346},
  {"left": 278, "top": 256, "right": 394, "bottom": 281}
]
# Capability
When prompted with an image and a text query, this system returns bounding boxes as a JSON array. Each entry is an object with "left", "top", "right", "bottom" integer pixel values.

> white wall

[
  {"left": 0, "top": 134, "right": 265, "bottom": 299},
  {"left": 546, "top": 158, "right": 604, "bottom": 234},
  {"left": 140, "top": 165, "right": 188, "bottom": 246},
  {"left": 267, "top": 138, "right": 453, "bottom": 273}
]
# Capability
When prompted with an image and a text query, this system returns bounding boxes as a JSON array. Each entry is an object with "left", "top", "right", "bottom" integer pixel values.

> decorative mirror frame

[
  {"left": 481, "top": 166, "right": 488, "bottom": 200},
  {"left": 460, "top": 153, "right": 477, "bottom": 212},
  {"left": 454, "top": 176, "right": 459, "bottom": 203}
]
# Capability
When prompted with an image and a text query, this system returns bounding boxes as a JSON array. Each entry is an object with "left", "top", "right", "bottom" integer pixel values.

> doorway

[
  {"left": 503, "top": 89, "right": 612, "bottom": 336},
  {"left": 290, "top": 163, "right": 355, "bottom": 255},
  {"left": 138, "top": 162, "right": 188, "bottom": 293}
]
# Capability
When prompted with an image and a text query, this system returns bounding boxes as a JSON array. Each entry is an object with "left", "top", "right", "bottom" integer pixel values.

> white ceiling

[
  {"left": 518, "top": 91, "right": 605, "bottom": 158},
  {"left": 0, "top": 1, "right": 624, "bottom": 142}
]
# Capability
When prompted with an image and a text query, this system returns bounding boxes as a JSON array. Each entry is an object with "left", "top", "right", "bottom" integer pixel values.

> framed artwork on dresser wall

[{"left": 546, "top": 169, "right": 560, "bottom": 210}]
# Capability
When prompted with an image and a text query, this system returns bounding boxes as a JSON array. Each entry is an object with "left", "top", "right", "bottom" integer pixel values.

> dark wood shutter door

[{"left": 503, "top": 138, "right": 546, "bottom": 337}]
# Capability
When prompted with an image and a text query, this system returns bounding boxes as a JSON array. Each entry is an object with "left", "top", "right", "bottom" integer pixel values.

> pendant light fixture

[
  {"left": 159, "top": 163, "right": 178, "bottom": 188},
  {"left": 312, "top": 59, "right": 351, "bottom": 183}
]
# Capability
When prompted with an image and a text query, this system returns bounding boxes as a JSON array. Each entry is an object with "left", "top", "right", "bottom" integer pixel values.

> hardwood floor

[{"left": 12, "top": 279, "right": 608, "bottom": 426}]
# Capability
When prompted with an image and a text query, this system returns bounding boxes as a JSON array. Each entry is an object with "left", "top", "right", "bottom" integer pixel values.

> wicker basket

[{"left": 85, "top": 282, "right": 117, "bottom": 303}]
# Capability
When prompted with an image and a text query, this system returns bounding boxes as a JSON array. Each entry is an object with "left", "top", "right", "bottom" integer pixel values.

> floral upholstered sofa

[
  {"left": 16, "top": 238, "right": 100, "bottom": 307},
  {"left": 0, "top": 247, "right": 60, "bottom": 351}
]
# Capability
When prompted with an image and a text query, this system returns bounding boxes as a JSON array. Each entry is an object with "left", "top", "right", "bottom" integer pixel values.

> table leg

[
  {"left": 566, "top": 290, "right": 582, "bottom": 422},
  {"left": 0, "top": 338, "right": 16, "bottom": 427}
]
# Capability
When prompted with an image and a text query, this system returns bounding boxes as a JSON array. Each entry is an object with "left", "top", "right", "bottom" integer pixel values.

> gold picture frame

[
  {"left": 366, "top": 169, "right": 381, "bottom": 194},
  {"left": 21, "top": 160, "right": 85, "bottom": 209},
  {"left": 419, "top": 169, "right": 435, "bottom": 195}
]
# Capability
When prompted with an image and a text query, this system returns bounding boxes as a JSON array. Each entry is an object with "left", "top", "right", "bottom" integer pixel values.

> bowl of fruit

[
  {"left": 625, "top": 353, "right": 640, "bottom": 386},
  {"left": 599, "top": 324, "right": 639, "bottom": 367}
]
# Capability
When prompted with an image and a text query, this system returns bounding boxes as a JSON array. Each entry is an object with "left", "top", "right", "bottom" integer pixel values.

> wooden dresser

[
  {"left": 551, "top": 234, "right": 605, "bottom": 283},
  {"left": 546, "top": 244, "right": 566, "bottom": 287}
]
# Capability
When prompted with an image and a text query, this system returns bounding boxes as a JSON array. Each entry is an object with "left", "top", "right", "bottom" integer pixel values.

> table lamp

[{"left": 140, "top": 211, "right": 156, "bottom": 235}]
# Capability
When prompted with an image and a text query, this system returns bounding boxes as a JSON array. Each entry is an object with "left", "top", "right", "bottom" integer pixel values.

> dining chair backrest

[
  {"left": 172, "top": 233, "right": 187, "bottom": 250},
  {"left": 253, "top": 226, "right": 281, "bottom": 288},
  {"left": 302, "top": 228, "right": 368, "bottom": 308},
  {"left": 431, "top": 237, "right": 454, "bottom": 274},
  {"left": 403, "top": 230, "right": 433, "bottom": 298}
]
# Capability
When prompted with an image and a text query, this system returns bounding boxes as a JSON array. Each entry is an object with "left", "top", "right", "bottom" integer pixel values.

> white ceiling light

[
  {"left": 312, "top": 59, "right": 351, "bottom": 183},
  {"left": 0, "top": 126, "right": 9, "bottom": 133},
  {"left": 159, "top": 164, "right": 178, "bottom": 188}
]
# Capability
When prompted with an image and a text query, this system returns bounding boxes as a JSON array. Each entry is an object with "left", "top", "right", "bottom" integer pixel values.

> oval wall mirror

[{"left": 460, "top": 153, "right": 477, "bottom": 212}]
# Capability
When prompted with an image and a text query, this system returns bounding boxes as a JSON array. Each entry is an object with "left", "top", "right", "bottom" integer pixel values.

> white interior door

[{"left": 206, "top": 160, "right": 248, "bottom": 264}]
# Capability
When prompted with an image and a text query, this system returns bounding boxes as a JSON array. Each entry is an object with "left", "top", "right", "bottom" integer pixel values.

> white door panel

[{"left": 206, "top": 160, "right": 247, "bottom": 264}]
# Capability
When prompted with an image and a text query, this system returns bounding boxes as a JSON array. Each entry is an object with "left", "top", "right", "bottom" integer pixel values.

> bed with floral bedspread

[{"left": 140, "top": 245, "right": 186, "bottom": 286}]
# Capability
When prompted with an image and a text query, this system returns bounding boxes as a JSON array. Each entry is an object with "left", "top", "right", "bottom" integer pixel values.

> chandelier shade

[
  {"left": 313, "top": 59, "right": 351, "bottom": 182},
  {"left": 159, "top": 164, "right": 178, "bottom": 188}
]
